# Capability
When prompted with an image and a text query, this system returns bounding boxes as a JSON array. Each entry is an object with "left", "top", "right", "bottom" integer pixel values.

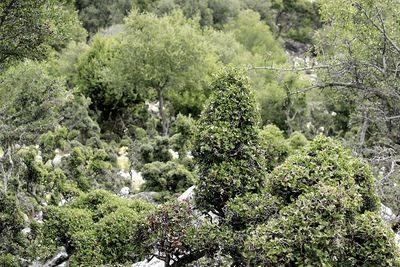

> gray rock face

[
  {"left": 130, "top": 191, "right": 160, "bottom": 203},
  {"left": 29, "top": 247, "right": 68, "bottom": 267},
  {"left": 119, "top": 186, "right": 130, "bottom": 197},
  {"left": 178, "top": 185, "right": 195, "bottom": 203},
  {"left": 131, "top": 257, "right": 164, "bottom": 267},
  {"left": 380, "top": 204, "right": 396, "bottom": 224}
]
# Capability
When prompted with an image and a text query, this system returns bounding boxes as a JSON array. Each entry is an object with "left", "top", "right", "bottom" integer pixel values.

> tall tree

[
  {"left": 193, "top": 67, "right": 266, "bottom": 216},
  {"left": 316, "top": 0, "right": 400, "bottom": 212},
  {"left": 0, "top": 0, "right": 86, "bottom": 70},
  {"left": 108, "top": 11, "right": 218, "bottom": 135}
]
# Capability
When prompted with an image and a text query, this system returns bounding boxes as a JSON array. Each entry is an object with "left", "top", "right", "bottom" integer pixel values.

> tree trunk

[{"left": 157, "top": 88, "right": 168, "bottom": 136}]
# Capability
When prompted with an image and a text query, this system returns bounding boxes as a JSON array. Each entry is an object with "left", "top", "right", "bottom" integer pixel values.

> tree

[
  {"left": 0, "top": 191, "right": 27, "bottom": 266},
  {"left": 0, "top": 0, "right": 51, "bottom": 69},
  {"left": 316, "top": 0, "right": 400, "bottom": 213},
  {"left": 0, "top": 0, "right": 86, "bottom": 70},
  {"left": 192, "top": 67, "right": 266, "bottom": 216},
  {"left": 108, "top": 11, "right": 218, "bottom": 135},
  {"left": 224, "top": 9, "right": 285, "bottom": 61}
]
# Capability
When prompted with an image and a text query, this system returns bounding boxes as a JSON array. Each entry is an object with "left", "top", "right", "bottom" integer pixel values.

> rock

[
  {"left": 168, "top": 149, "right": 179, "bottom": 160},
  {"left": 178, "top": 186, "right": 195, "bottom": 203},
  {"left": 130, "top": 192, "right": 160, "bottom": 203},
  {"left": 146, "top": 101, "right": 160, "bottom": 116},
  {"left": 284, "top": 39, "right": 309, "bottom": 55},
  {"left": 119, "top": 186, "right": 130, "bottom": 197},
  {"left": 34, "top": 211, "right": 43, "bottom": 223},
  {"left": 29, "top": 247, "right": 68, "bottom": 267},
  {"left": 131, "top": 257, "right": 164, "bottom": 267},
  {"left": 118, "top": 170, "right": 131, "bottom": 179},
  {"left": 58, "top": 197, "right": 67, "bottom": 207},
  {"left": 131, "top": 169, "right": 145, "bottom": 191},
  {"left": 380, "top": 204, "right": 396, "bottom": 224},
  {"left": 186, "top": 151, "right": 193, "bottom": 160},
  {"left": 21, "top": 227, "right": 31, "bottom": 235}
]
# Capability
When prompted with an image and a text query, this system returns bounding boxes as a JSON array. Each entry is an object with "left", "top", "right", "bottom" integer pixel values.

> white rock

[
  {"left": 118, "top": 170, "right": 131, "bottom": 179},
  {"left": 146, "top": 101, "right": 160, "bottom": 115},
  {"left": 131, "top": 257, "right": 164, "bottom": 267},
  {"left": 131, "top": 169, "right": 143, "bottom": 181},
  {"left": 58, "top": 198, "right": 67, "bottom": 207},
  {"left": 186, "top": 151, "right": 193, "bottom": 160},
  {"left": 22, "top": 227, "right": 31, "bottom": 235},
  {"left": 178, "top": 186, "right": 196, "bottom": 203},
  {"left": 169, "top": 149, "right": 179, "bottom": 160},
  {"left": 119, "top": 187, "right": 130, "bottom": 197},
  {"left": 35, "top": 211, "right": 43, "bottom": 223},
  {"left": 380, "top": 204, "right": 396, "bottom": 223}
]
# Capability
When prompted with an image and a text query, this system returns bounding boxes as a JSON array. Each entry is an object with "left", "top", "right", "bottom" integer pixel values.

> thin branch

[{"left": 248, "top": 63, "right": 340, "bottom": 72}]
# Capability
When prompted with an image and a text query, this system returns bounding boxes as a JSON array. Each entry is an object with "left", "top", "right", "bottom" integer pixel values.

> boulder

[
  {"left": 119, "top": 186, "right": 130, "bottom": 197},
  {"left": 130, "top": 192, "right": 160, "bottom": 203},
  {"left": 131, "top": 257, "right": 164, "bottom": 267},
  {"left": 380, "top": 203, "right": 396, "bottom": 224},
  {"left": 29, "top": 247, "right": 68, "bottom": 267},
  {"left": 178, "top": 186, "right": 195, "bottom": 203}
]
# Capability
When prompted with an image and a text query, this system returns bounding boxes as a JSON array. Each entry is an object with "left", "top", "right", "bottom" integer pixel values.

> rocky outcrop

[
  {"left": 130, "top": 191, "right": 160, "bottom": 203},
  {"left": 131, "top": 257, "right": 164, "bottom": 267},
  {"left": 29, "top": 247, "right": 69, "bottom": 267},
  {"left": 177, "top": 185, "right": 195, "bottom": 204}
]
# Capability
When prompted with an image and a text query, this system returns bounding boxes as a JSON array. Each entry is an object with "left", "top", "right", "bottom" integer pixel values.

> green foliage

[
  {"left": 157, "top": 0, "right": 241, "bottom": 29},
  {"left": 269, "top": 135, "right": 379, "bottom": 211},
  {"left": 170, "top": 114, "right": 196, "bottom": 156},
  {"left": 109, "top": 10, "right": 218, "bottom": 133},
  {"left": 224, "top": 9, "right": 285, "bottom": 62},
  {"left": 259, "top": 124, "right": 290, "bottom": 171},
  {"left": 77, "top": 36, "right": 133, "bottom": 113},
  {"left": 0, "top": 191, "right": 27, "bottom": 265},
  {"left": 193, "top": 67, "right": 266, "bottom": 216},
  {"left": 65, "top": 145, "right": 114, "bottom": 191},
  {"left": 243, "top": 136, "right": 398, "bottom": 266},
  {"left": 145, "top": 201, "right": 218, "bottom": 265},
  {"left": 0, "top": 61, "right": 67, "bottom": 146},
  {"left": 97, "top": 207, "right": 147, "bottom": 264},
  {"left": 288, "top": 130, "right": 308, "bottom": 151},
  {"left": 224, "top": 192, "right": 282, "bottom": 230},
  {"left": 41, "top": 190, "right": 154, "bottom": 265},
  {"left": 75, "top": 0, "right": 134, "bottom": 34},
  {"left": 0, "top": 0, "right": 86, "bottom": 70},
  {"left": 141, "top": 161, "right": 194, "bottom": 193}
]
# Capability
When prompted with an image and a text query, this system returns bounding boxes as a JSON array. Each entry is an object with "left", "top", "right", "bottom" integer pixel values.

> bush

[
  {"left": 145, "top": 201, "right": 218, "bottom": 266},
  {"left": 41, "top": 190, "right": 154, "bottom": 265},
  {"left": 243, "top": 136, "right": 399, "bottom": 266},
  {"left": 0, "top": 192, "right": 27, "bottom": 265},
  {"left": 141, "top": 161, "right": 194, "bottom": 193},
  {"left": 193, "top": 67, "right": 266, "bottom": 216},
  {"left": 259, "top": 124, "right": 290, "bottom": 171}
]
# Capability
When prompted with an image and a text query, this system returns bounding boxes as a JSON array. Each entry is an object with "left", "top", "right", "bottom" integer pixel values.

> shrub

[
  {"left": 193, "top": 67, "right": 266, "bottom": 216},
  {"left": 243, "top": 136, "right": 399, "bottom": 266},
  {"left": 141, "top": 161, "right": 194, "bottom": 193}
]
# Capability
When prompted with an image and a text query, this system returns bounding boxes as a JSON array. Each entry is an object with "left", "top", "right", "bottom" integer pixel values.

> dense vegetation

[{"left": 1, "top": 0, "right": 400, "bottom": 266}]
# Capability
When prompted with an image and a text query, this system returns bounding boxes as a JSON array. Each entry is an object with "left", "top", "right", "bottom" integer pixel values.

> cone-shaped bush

[
  {"left": 193, "top": 67, "right": 266, "bottom": 216},
  {"left": 244, "top": 135, "right": 400, "bottom": 266}
]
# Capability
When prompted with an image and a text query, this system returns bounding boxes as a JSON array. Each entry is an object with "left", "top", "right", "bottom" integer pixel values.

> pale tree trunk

[
  {"left": 0, "top": 146, "right": 13, "bottom": 192},
  {"left": 157, "top": 87, "right": 168, "bottom": 136}
]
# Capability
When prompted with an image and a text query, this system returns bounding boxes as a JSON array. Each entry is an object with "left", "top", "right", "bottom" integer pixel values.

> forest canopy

[{"left": 1, "top": 0, "right": 400, "bottom": 266}]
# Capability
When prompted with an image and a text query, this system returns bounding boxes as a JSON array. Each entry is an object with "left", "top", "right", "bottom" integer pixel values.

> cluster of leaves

[
  {"left": 145, "top": 68, "right": 400, "bottom": 266},
  {"left": 193, "top": 67, "right": 267, "bottom": 216},
  {"left": 0, "top": 191, "right": 28, "bottom": 266},
  {"left": 39, "top": 190, "right": 154, "bottom": 266}
]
